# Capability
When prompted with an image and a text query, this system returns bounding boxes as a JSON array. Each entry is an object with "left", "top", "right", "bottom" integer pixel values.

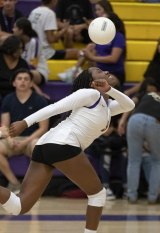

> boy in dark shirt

[{"left": 0, "top": 69, "right": 48, "bottom": 192}]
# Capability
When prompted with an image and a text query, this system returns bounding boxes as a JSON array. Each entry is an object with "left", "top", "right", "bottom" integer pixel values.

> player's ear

[{"left": 90, "top": 81, "right": 95, "bottom": 88}]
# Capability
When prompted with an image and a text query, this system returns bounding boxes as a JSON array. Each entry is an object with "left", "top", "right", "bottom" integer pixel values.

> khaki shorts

[{"left": 0, "top": 137, "right": 34, "bottom": 157}]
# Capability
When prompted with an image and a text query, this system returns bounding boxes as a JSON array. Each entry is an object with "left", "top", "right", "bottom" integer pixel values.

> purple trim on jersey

[{"left": 86, "top": 94, "right": 101, "bottom": 109}]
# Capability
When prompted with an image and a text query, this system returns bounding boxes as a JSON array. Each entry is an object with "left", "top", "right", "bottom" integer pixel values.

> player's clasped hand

[
  {"left": 91, "top": 79, "right": 111, "bottom": 93},
  {"left": 9, "top": 120, "right": 28, "bottom": 137}
]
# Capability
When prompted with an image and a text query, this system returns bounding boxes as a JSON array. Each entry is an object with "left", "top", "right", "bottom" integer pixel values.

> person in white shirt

[
  {"left": 0, "top": 67, "right": 135, "bottom": 233},
  {"left": 28, "top": 0, "right": 79, "bottom": 60},
  {"left": 13, "top": 17, "right": 49, "bottom": 85}
]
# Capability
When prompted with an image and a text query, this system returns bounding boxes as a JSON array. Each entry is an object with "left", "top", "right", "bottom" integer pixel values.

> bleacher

[
  {"left": 16, "top": 0, "right": 160, "bottom": 83},
  {"left": 111, "top": 1, "right": 160, "bottom": 82},
  {"left": 46, "top": 1, "right": 160, "bottom": 83}
]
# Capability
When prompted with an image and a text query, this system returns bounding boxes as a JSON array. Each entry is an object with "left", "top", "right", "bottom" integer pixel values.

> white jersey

[
  {"left": 24, "top": 88, "right": 135, "bottom": 150},
  {"left": 22, "top": 37, "right": 49, "bottom": 81},
  {"left": 28, "top": 6, "right": 57, "bottom": 59}
]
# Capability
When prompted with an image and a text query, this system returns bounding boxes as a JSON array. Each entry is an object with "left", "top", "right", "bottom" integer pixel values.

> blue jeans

[
  {"left": 142, "top": 152, "right": 151, "bottom": 183},
  {"left": 127, "top": 113, "right": 160, "bottom": 201}
]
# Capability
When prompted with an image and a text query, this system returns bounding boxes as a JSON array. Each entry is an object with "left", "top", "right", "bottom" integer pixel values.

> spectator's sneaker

[
  {"left": 148, "top": 199, "right": 157, "bottom": 205},
  {"left": 122, "top": 191, "right": 128, "bottom": 200},
  {"left": 106, "top": 188, "right": 116, "bottom": 201},
  {"left": 58, "top": 67, "right": 83, "bottom": 83},
  {"left": 128, "top": 197, "right": 138, "bottom": 204},
  {"left": 148, "top": 196, "right": 160, "bottom": 205}
]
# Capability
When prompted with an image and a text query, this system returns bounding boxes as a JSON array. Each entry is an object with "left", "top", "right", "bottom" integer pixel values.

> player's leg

[
  {"left": 54, "top": 152, "right": 106, "bottom": 232},
  {"left": 0, "top": 161, "right": 53, "bottom": 215}
]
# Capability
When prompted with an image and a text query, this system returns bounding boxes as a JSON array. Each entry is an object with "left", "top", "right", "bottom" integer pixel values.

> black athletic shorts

[
  {"left": 32, "top": 143, "right": 82, "bottom": 166},
  {"left": 49, "top": 50, "right": 66, "bottom": 60}
]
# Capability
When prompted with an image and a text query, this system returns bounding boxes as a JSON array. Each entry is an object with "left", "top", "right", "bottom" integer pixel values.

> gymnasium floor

[{"left": 0, "top": 197, "right": 160, "bottom": 233}]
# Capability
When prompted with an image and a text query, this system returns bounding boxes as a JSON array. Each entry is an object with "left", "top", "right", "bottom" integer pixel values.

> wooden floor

[{"left": 0, "top": 197, "right": 160, "bottom": 233}]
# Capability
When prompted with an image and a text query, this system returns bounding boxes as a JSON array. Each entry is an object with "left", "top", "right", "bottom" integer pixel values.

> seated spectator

[
  {"left": 56, "top": 0, "right": 93, "bottom": 48},
  {"left": 29, "top": 0, "right": 79, "bottom": 60},
  {"left": 0, "top": 69, "right": 49, "bottom": 192},
  {"left": 0, "top": 34, "right": 49, "bottom": 103},
  {"left": 13, "top": 17, "right": 49, "bottom": 86},
  {"left": 91, "top": 0, "right": 113, "bottom": 17},
  {"left": 83, "top": 11, "right": 126, "bottom": 88},
  {"left": 59, "top": 10, "right": 126, "bottom": 89},
  {"left": 0, "top": 0, "right": 23, "bottom": 39},
  {"left": 0, "top": 35, "right": 29, "bottom": 104}
]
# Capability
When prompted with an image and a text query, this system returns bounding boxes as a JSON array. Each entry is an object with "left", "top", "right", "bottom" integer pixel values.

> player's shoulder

[
  {"left": 77, "top": 88, "right": 100, "bottom": 96},
  {"left": 76, "top": 89, "right": 100, "bottom": 102}
]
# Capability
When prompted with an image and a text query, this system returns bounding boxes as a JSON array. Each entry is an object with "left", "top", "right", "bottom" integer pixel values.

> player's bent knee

[
  {"left": 87, "top": 187, "right": 106, "bottom": 207},
  {"left": 2, "top": 192, "right": 21, "bottom": 215}
]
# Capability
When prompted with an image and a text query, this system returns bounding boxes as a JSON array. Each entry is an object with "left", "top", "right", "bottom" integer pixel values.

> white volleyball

[{"left": 88, "top": 17, "right": 116, "bottom": 45}]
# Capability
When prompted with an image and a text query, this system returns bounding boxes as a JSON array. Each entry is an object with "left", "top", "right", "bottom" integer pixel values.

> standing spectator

[
  {"left": 56, "top": 0, "right": 93, "bottom": 48},
  {"left": 0, "top": 35, "right": 29, "bottom": 104},
  {"left": 29, "top": 0, "right": 79, "bottom": 60},
  {"left": 0, "top": 0, "right": 23, "bottom": 38},
  {"left": 0, "top": 68, "right": 49, "bottom": 192},
  {"left": 118, "top": 78, "right": 160, "bottom": 204}
]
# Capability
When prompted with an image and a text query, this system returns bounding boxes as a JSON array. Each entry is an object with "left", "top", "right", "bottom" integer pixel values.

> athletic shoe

[
  {"left": 128, "top": 197, "right": 138, "bottom": 204},
  {"left": 106, "top": 188, "right": 116, "bottom": 201}
]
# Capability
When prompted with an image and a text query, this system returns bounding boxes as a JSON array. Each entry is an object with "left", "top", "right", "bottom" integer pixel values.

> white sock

[
  {"left": 2, "top": 192, "right": 21, "bottom": 215},
  {"left": 84, "top": 229, "right": 97, "bottom": 233}
]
